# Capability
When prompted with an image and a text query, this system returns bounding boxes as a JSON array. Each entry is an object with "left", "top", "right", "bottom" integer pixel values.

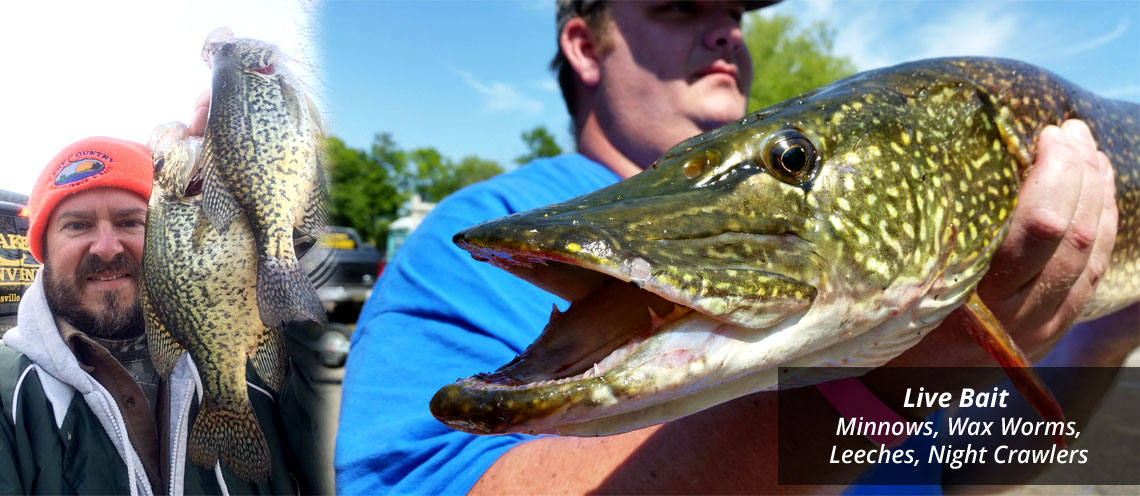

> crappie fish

[
  {"left": 431, "top": 58, "right": 1139, "bottom": 437},
  {"left": 141, "top": 122, "right": 287, "bottom": 482},
  {"left": 199, "top": 27, "right": 327, "bottom": 326}
]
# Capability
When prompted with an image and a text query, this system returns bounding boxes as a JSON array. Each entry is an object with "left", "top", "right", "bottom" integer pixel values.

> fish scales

[
  {"left": 199, "top": 28, "right": 327, "bottom": 327},
  {"left": 431, "top": 57, "right": 1139, "bottom": 436},
  {"left": 143, "top": 123, "right": 286, "bottom": 482},
  {"left": 140, "top": 28, "right": 328, "bottom": 481}
]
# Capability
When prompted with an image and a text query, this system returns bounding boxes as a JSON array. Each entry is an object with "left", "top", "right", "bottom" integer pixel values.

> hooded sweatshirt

[{"left": 0, "top": 273, "right": 318, "bottom": 494}]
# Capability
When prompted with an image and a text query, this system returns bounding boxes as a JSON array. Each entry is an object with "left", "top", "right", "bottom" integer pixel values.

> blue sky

[
  {"left": 4, "top": 1, "right": 1136, "bottom": 196},
  {"left": 320, "top": 0, "right": 1140, "bottom": 170}
]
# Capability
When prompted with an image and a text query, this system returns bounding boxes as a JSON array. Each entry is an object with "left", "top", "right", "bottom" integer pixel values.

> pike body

[{"left": 431, "top": 58, "right": 1139, "bottom": 436}]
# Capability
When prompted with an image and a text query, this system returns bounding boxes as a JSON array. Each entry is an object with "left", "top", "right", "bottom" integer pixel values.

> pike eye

[
  {"left": 764, "top": 131, "right": 818, "bottom": 185},
  {"left": 154, "top": 157, "right": 165, "bottom": 174}
]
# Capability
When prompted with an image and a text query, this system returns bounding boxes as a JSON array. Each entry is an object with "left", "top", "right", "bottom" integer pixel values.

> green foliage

[
  {"left": 424, "top": 155, "right": 504, "bottom": 203},
  {"left": 515, "top": 125, "right": 563, "bottom": 165},
  {"left": 324, "top": 133, "right": 504, "bottom": 248},
  {"left": 324, "top": 135, "right": 405, "bottom": 249},
  {"left": 743, "top": 13, "right": 857, "bottom": 112},
  {"left": 407, "top": 148, "right": 503, "bottom": 203}
]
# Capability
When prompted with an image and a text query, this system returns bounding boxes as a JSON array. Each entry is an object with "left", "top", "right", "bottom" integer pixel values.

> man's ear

[{"left": 561, "top": 17, "right": 601, "bottom": 87}]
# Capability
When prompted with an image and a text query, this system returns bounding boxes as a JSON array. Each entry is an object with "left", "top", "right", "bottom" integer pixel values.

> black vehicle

[
  {"left": 315, "top": 226, "right": 384, "bottom": 315},
  {"left": 288, "top": 226, "right": 383, "bottom": 368},
  {"left": 0, "top": 191, "right": 40, "bottom": 334}
]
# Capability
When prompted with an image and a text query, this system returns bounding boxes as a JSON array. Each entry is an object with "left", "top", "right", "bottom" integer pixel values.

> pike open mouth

[
  {"left": 428, "top": 242, "right": 735, "bottom": 435},
  {"left": 429, "top": 208, "right": 823, "bottom": 435},
  {"left": 468, "top": 264, "right": 693, "bottom": 391}
]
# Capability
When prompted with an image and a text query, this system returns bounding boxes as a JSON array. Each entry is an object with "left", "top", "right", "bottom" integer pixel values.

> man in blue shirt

[{"left": 336, "top": 1, "right": 1125, "bottom": 493}]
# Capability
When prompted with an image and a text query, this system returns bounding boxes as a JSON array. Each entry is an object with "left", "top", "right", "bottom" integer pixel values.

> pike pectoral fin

[{"left": 960, "top": 291, "right": 1066, "bottom": 447}]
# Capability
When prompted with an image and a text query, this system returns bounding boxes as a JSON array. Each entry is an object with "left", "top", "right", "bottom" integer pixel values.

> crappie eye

[
  {"left": 764, "top": 131, "right": 818, "bottom": 184},
  {"left": 154, "top": 157, "right": 166, "bottom": 174}
]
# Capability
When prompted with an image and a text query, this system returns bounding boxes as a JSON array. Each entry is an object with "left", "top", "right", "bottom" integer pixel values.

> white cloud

[
  {"left": 756, "top": 0, "right": 911, "bottom": 71},
  {"left": 455, "top": 70, "right": 543, "bottom": 114},
  {"left": 533, "top": 78, "right": 560, "bottom": 93},
  {"left": 1057, "top": 19, "right": 1130, "bottom": 57},
  {"left": 1101, "top": 84, "right": 1140, "bottom": 99},
  {"left": 517, "top": 0, "right": 555, "bottom": 14},
  {"left": 914, "top": 5, "right": 1020, "bottom": 59}
]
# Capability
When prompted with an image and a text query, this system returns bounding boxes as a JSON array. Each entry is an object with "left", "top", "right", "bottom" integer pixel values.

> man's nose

[
  {"left": 703, "top": 17, "right": 744, "bottom": 51},
  {"left": 89, "top": 223, "right": 126, "bottom": 260}
]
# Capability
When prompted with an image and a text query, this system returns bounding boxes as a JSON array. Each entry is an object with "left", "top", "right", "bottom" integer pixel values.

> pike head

[{"left": 432, "top": 61, "right": 1025, "bottom": 436}]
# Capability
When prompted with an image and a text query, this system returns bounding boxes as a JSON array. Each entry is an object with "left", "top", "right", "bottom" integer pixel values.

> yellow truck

[{"left": 0, "top": 192, "right": 39, "bottom": 334}]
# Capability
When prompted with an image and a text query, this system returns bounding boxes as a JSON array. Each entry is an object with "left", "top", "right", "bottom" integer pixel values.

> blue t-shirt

[{"left": 336, "top": 154, "right": 620, "bottom": 495}]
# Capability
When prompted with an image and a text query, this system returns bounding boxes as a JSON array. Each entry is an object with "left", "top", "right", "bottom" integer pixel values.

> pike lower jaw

[{"left": 429, "top": 249, "right": 750, "bottom": 435}]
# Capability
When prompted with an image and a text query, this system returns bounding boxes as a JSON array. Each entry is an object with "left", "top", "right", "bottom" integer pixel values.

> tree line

[{"left": 326, "top": 13, "right": 855, "bottom": 252}]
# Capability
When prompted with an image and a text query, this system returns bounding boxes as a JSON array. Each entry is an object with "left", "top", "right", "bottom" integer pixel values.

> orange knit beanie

[{"left": 28, "top": 136, "right": 154, "bottom": 263}]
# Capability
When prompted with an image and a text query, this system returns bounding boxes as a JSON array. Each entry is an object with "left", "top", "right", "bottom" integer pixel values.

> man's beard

[{"left": 43, "top": 253, "right": 145, "bottom": 340}]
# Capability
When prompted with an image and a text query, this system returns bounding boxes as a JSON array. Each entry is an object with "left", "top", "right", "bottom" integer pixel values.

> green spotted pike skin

[
  {"left": 432, "top": 57, "right": 1139, "bottom": 436},
  {"left": 200, "top": 29, "right": 327, "bottom": 327},
  {"left": 142, "top": 123, "right": 287, "bottom": 482}
]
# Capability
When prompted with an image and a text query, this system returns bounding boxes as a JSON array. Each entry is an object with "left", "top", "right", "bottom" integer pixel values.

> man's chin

[
  {"left": 83, "top": 286, "right": 136, "bottom": 304},
  {"left": 71, "top": 290, "right": 144, "bottom": 340},
  {"left": 692, "top": 95, "right": 748, "bottom": 130}
]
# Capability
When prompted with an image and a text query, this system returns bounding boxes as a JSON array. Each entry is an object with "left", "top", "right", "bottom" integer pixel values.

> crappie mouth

[
  {"left": 148, "top": 122, "right": 203, "bottom": 198},
  {"left": 202, "top": 26, "right": 286, "bottom": 78}
]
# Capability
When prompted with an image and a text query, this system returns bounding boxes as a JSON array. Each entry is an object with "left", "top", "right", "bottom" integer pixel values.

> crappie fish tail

[
  {"left": 189, "top": 396, "right": 272, "bottom": 482},
  {"left": 258, "top": 255, "right": 327, "bottom": 326}
]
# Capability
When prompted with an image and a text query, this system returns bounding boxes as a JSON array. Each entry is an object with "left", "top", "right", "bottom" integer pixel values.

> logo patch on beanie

[{"left": 55, "top": 158, "right": 107, "bottom": 186}]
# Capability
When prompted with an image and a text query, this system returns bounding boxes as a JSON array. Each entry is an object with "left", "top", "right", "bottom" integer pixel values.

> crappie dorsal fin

[
  {"left": 297, "top": 233, "right": 336, "bottom": 289},
  {"left": 250, "top": 325, "right": 287, "bottom": 393},
  {"left": 295, "top": 181, "right": 328, "bottom": 241},
  {"left": 141, "top": 279, "right": 185, "bottom": 379},
  {"left": 189, "top": 396, "right": 271, "bottom": 482},
  {"left": 305, "top": 94, "right": 326, "bottom": 136},
  {"left": 199, "top": 138, "right": 242, "bottom": 234}
]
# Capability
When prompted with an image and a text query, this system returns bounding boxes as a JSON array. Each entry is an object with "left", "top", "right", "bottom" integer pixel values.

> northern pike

[
  {"left": 199, "top": 27, "right": 327, "bottom": 327},
  {"left": 141, "top": 122, "right": 285, "bottom": 482},
  {"left": 430, "top": 58, "right": 1139, "bottom": 437}
]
